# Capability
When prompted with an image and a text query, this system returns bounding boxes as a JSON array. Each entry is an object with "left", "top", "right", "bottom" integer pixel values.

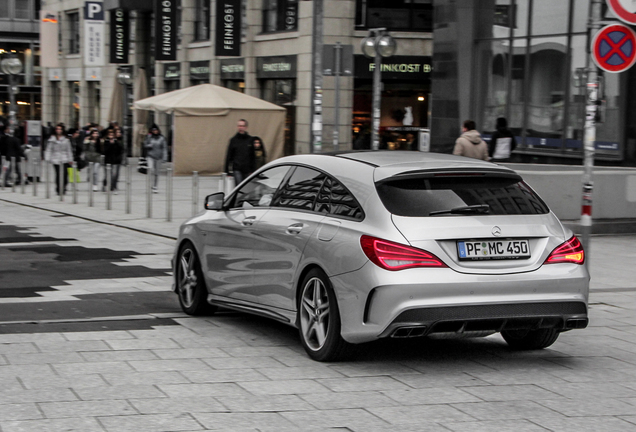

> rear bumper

[
  {"left": 331, "top": 261, "right": 589, "bottom": 344},
  {"left": 378, "top": 301, "right": 588, "bottom": 339}
]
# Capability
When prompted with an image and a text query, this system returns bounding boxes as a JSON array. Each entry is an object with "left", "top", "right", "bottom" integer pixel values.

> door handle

[
  {"left": 287, "top": 223, "right": 304, "bottom": 235},
  {"left": 242, "top": 216, "right": 256, "bottom": 226}
]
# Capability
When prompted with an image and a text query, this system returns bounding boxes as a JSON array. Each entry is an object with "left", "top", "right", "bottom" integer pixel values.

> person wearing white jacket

[{"left": 45, "top": 125, "right": 74, "bottom": 195}]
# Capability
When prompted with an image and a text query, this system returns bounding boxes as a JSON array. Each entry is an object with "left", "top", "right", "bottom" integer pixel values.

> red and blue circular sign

[
  {"left": 592, "top": 23, "right": 636, "bottom": 73},
  {"left": 607, "top": 0, "right": 636, "bottom": 25}
]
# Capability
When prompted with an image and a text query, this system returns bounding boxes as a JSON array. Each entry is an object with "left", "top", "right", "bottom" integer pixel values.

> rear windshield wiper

[{"left": 429, "top": 204, "right": 490, "bottom": 216}]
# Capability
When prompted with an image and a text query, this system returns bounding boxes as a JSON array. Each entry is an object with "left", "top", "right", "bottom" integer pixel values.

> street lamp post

[
  {"left": 1, "top": 56, "right": 23, "bottom": 134},
  {"left": 361, "top": 28, "right": 396, "bottom": 150},
  {"left": 117, "top": 68, "right": 133, "bottom": 158}
]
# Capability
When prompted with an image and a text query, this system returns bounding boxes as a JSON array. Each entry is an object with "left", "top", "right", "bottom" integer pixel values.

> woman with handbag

[{"left": 44, "top": 125, "right": 74, "bottom": 196}]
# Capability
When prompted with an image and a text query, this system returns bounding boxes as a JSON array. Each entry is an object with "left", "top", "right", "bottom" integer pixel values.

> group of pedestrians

[
  {"left": 224, "top": 119, "right": 267, "bottom": 185},
  {"left": 43, "top": 123, "right": 124, "bottom": 196},
  {"left": 453, "top": 117, "right": 517, "bottom": 162}
]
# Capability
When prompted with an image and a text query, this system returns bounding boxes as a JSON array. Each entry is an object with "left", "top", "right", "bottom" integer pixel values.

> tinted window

[
  {"left": 376, "top": 176, "right": 549, "bottom": 217},
  {"left": 232, "top": 166, "right": 289, "bottom": 209},
  {"left": 316, "top": 177, "right": 364, "bottom": 220},
  {"left": 273, "top": 167, "right": 326, "bottom": 211}
]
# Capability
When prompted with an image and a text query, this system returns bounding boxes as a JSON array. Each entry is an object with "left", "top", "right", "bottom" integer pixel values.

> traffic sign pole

[{"left": 582, "top": 0, "right": 604, "bottom": 265}]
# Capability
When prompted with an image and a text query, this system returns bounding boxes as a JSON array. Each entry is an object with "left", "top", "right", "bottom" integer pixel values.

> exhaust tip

[
  {"left": 391, "top": 326, "right": 427, "bottom": 338},
  {"left": 565, "top": 318, "right": 588, "bottom": 329}
]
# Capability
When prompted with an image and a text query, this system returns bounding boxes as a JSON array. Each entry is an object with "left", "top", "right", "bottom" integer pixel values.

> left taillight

[
  {"left": 360, "top": 235, "right": 447, "bottom": 271},
  {"left": 545, "top": 236, "right": 585, "bottom": 265}
]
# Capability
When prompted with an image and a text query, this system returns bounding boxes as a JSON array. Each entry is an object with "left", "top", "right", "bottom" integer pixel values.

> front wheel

[
  {"left": 176, "top": 242, "right": 217, "bottom": 316},
  {"left": 298, "top": 268, "right": 353, "bottom": 362},
  {"left": 501, "top": 328, "right": 560, "bottom": 350}
]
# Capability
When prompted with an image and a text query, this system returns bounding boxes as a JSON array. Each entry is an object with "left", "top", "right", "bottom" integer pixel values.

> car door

[
  {"left": 199, "top": 166, "right": 290, "bottom": 304},
  {"left": 252, "top": 166, "right": 329, "bottom": 311}
]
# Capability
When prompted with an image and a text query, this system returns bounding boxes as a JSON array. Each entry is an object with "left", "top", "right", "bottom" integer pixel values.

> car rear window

[{"left": 376, "top": 175, "right": 550, "bottom": 217}]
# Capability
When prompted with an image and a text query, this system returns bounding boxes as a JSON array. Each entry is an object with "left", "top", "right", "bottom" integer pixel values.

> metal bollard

[
  {"left": 166, "top": 166, "right": 173, "bottom": 222},
  {"left": 71, "top": 161, "right": 78, "bottom": 204},
  {"left": 10, "top": 157, "right": 16, "bottom": 193},
  {"left": 1, "top": 155, "right": 4, "bottom": 190},
  {"left": 106, "top": 164, "right": 112, "bottom": 210},
  {"left": 192, "top": 171, "right": 199, "bottom": 217},
  {"left": 33, "top": 158, "right": 38, "bottom": 197},
  {"left": 146, "top": 167, "right": 153, "bottom": 218},
  {"left": 58, "top": 163, "right": 64, "bottom": 202},
  {"left": 20, "top": 159, "right": 26, "bottom": 194},
  {"left": 220, "top": 172, "right": 227, "bottom": 193},
  {"left": 88, "top": 162, "right": 94, "bottom": 207},
  {"left": 45, "top": 160, "right": 50, "bottom": 199},
  {"left": 126, "top": 159, "right": 132, "bottom": 214}
]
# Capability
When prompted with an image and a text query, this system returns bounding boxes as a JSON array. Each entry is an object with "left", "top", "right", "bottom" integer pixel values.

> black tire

[
  {"left": 297, "top": 268, "right": 354, "bottom": 362},
  {"left": 501, "top": 328, "right": 560, "bottom": 350},
  {"left": 175, "top": 242, "right": 217, "bottom": 316}
]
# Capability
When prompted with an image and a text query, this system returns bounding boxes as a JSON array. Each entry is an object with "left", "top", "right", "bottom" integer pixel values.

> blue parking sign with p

[{"left": 84, "top": 1, "right": 104, "bottom": 21}]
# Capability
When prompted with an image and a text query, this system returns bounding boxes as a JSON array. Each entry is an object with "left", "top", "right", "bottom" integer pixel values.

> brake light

[
  {"left": 545, "top": 236, "right": 585, "bottom": 265},
  {"left": 360, "top": 235, "right": 447, "bottom": 271}
]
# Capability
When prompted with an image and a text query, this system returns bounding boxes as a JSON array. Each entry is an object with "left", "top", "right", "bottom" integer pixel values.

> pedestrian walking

[
  {"left": 251, "top": 136, "right": 267, "bottom": 170},
  {"left": 453, "top": 120, "right": 489, "bottom": 161},
  {"left": 44, "top": 125, "right": 74, "bottom": 195},
  {"left": 83, "top": 129, "right": 103, "bottom": 191},
  {"left": 489, "top": 117, "right": 517, "bottom": 163},
  {"left": 225, "top": 119, "right": 253, "bottom": 185},
  {"left": 144, "top": 125, "right": 167, "bottom": 193},
  {"left": 102, "top": 129, "right": 124, "bottom": 193},
  {"left": 1, "top": 125, "right": 26, "bottom": 186}
]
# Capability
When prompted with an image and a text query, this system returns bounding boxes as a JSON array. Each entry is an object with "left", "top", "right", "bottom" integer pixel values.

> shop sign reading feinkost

[
  {"left": 216, "top": 0, "right": 241, "bottom": 57},
  {"left": 354, "top": 55, "right": 433, "bottom": 80}
]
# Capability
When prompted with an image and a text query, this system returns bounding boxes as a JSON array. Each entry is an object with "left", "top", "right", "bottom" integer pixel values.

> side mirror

[{"left": 204, "top": 192, "right": 225, "bottom": 211}]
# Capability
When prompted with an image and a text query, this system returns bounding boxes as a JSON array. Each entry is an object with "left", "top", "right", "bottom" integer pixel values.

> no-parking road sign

[
  {"left": 607, "top": 0, "right": 636, "bottom": 25},
  {"left": 592, "top": 23, "right": 636, "bottom": 73}
]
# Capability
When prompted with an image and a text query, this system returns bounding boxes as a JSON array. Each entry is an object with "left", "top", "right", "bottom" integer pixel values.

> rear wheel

[
  {"left": 501, "top": 328, "right": 560, "bottom": 350},
  {"left": 176, "top": 242, "right": 217, "bottom": 316},
  {"left": 298, "top": 269, "right": 353, "bottom": 362}
]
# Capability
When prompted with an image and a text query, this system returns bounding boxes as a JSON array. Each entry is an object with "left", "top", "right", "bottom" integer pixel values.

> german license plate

[{"left": 457, "top": 239, "right": 530, "bottom": 260}]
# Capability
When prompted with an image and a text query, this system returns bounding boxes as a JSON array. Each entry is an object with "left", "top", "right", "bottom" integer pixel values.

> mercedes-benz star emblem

[{"left": 492, "top": 226, "right": 501, "bottom": 237}]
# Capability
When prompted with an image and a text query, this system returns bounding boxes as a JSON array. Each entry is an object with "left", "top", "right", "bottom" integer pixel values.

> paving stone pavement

[{"left": 1, "top": 166, "right": 636, "bottom": 431}]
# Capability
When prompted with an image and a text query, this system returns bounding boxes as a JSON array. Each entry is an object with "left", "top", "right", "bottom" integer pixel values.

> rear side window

[
  {"left": 273, "top": 166, "right": 326, "bottom": 210},
  {"left": 376, "top": 175, "right": 550, "bottom": 217},
  {"left": 316, "top": 177, "right": 364, "bottom": 220}
]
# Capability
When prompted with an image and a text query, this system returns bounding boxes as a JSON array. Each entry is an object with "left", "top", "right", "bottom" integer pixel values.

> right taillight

[{"left": 545, "top": 236, "right": 585, "bottom": 265}]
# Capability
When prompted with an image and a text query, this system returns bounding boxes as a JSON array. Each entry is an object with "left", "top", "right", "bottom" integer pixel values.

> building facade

[
  {"left": 39, "top": 0, "right": 433, "bottom": 158},
  {"left": 0, "top": 0, "right": 42, "bottom": 125},
  {"left": 33, "top": 0, "right": 636, "bottom": 165}
]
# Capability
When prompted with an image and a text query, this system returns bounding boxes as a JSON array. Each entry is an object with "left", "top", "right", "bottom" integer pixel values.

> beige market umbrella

[
  {"left": 106, "top": 76, "right": 123, "bottom": 126},
  {"left": 133, "top": 84, "right": 286, "bottom": 174}
]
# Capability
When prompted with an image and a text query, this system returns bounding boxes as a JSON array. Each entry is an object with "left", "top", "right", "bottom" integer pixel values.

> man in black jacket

[
  {"left": 2, "top": 126, "right": 26, "bottom": 186},
  {"left": 224, "top": 119, "right": 253, "bottom": 185}
]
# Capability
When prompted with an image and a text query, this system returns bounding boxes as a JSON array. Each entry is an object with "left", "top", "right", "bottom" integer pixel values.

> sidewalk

[
  {"left": 1, "top": 159, "right": 635, "bottom": 291},
  {"left": 0, "top": 159, "right": 223, "bottom": 239}
]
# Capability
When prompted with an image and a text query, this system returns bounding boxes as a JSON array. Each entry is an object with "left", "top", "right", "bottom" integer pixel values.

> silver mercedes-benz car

[{"left": 172, "top": 151, "right": 589, "bottom": 361}]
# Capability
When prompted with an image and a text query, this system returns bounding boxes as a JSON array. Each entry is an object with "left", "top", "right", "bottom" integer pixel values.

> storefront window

[
  {"left": 262, "top": 0, "right": 298, "bottom": 33},
  {"left": 51, "top": 82, "right": 60, "bottom": 124},
  {"left": 194, "top": 0, "right": 210, "bottom": 41},
  {"left": 88, "top": 81, "right": 101, "bottom": 124},
  {"left": 356, "top": 0, "right": 433, "bottom": 32},
  {"left": 69, "top": 81, "right": 80, "bottom": 128},
  {"left": 261, "top": 79, "right": 295, "bottom": 105},
  {"left": 224, "top": 80, "right": 245, "bottom": 92}
]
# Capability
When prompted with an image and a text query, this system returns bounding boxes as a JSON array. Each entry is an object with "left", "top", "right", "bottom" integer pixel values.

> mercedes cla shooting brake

[{"left": 173, "top": 152, "right": 589, "bottom": 361}]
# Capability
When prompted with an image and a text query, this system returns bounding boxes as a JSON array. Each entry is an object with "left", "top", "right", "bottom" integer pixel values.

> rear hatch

[{"left": 375, "top": 168, "right": 566, "bottom": 274}]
